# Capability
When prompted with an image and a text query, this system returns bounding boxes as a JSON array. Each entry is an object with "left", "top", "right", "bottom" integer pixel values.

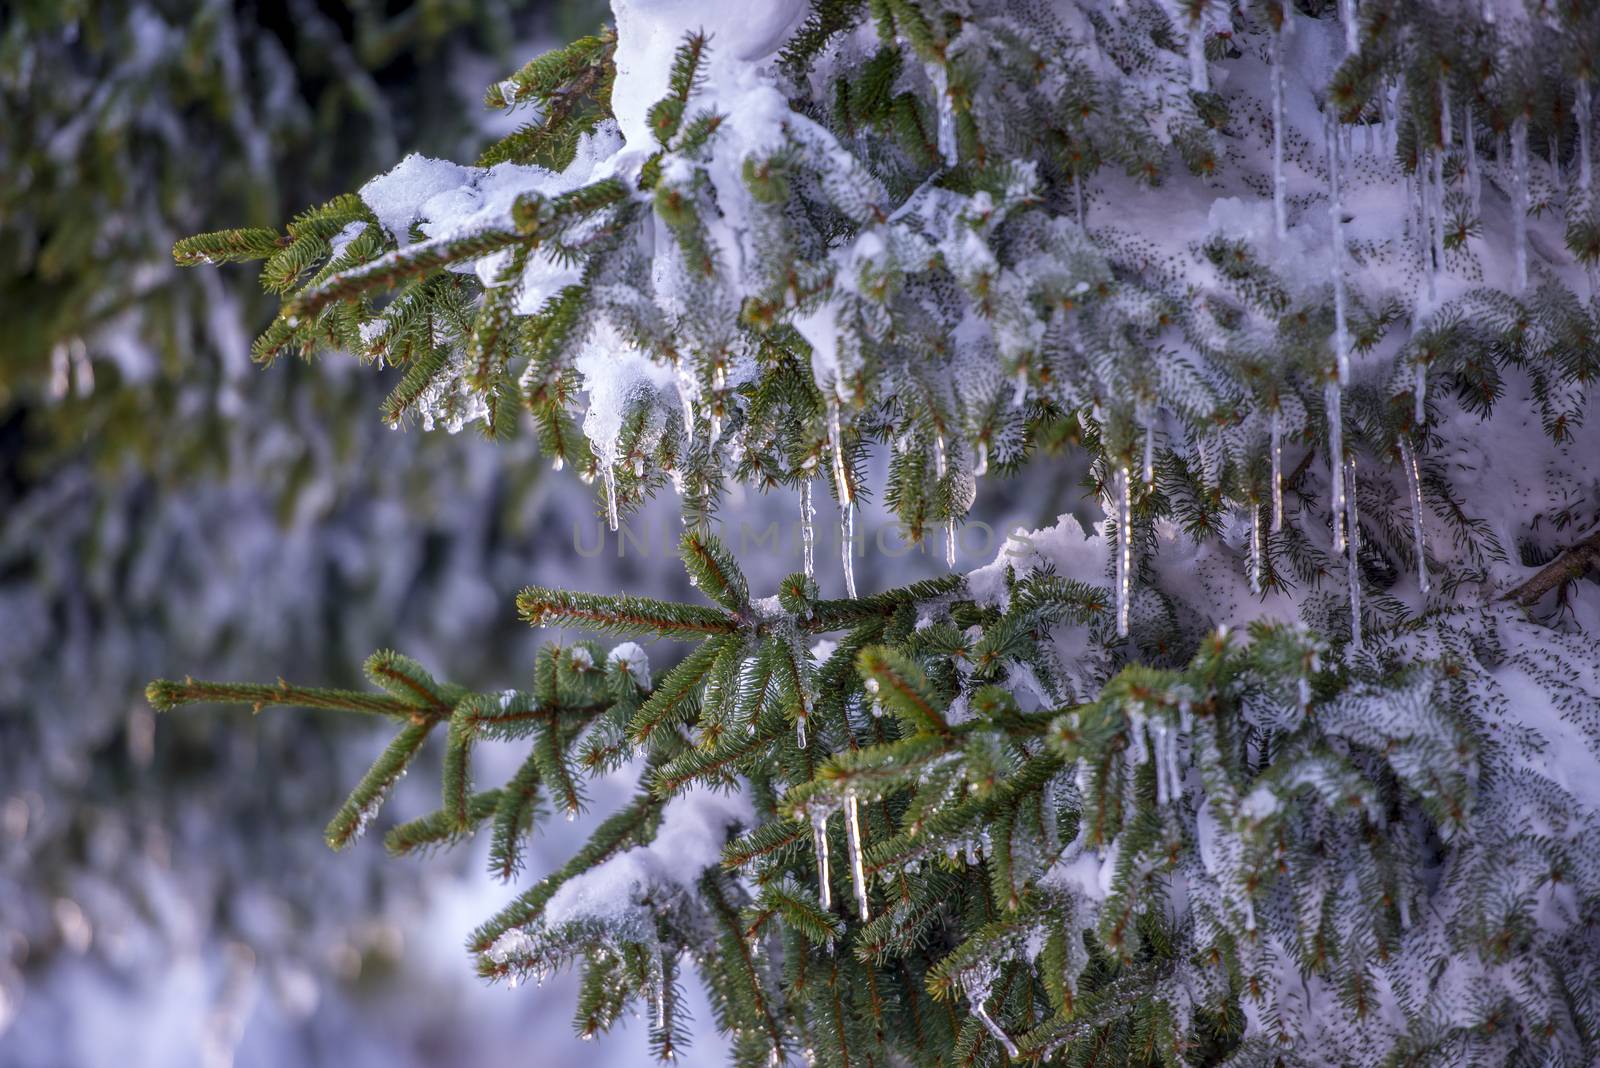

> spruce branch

[
  {"left": 146, "top": 676, "right": 418, "bottom": 720},
  {"left": 324, "top": 720, "right": 436, "bottom": 851},
  {"left": 1502, "top": 526, "right": 1600, "bottom": 606},
  {"left": 518, "top": 586, "right": 737, "bottom": 637}
]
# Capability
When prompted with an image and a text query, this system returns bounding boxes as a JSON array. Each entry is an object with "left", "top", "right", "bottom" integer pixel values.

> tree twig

[{"left": 1502, "top": 527, "right": 1600, "bottom": 606}]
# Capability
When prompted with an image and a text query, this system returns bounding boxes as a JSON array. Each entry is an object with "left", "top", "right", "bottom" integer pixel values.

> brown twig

[{"left": 1502, "top": 527, "right": 1600, "bottom": 606}]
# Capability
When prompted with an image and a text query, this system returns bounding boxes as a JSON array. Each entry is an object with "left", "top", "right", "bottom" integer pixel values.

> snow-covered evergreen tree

[{"left": 155, "top": 0, "right": 1600, "bottom": 1063}]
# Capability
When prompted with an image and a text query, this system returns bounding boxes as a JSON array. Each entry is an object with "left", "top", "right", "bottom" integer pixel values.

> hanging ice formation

[
  {"left": 1345, "top": 457, "right": 1362, "bottom": 651},
  {"left": 962, "top": 972, "right": 1021, "bottom": 1060},
  {"left": 1186, "top": 14, "right": 1209, "bottom": 93},
  {"left": 840, "top": 502, "right": 857, "bottom": 599},
  {"left": 1328, "top": 383, "right": 1346, "bottom": 554},
  {"left": 1338, "top": 0, "right": 1359, "bottom": 54},
  {"left": 828, "top": 397, "right": 857, "bottom": 598},
  {"left": 1465, "top": 99, "right": 1481, "bottom": 212},
  {"left": 811, "top": 808, "right": 832, "bottom": 911},
  {"left": 602, "top": 463, "right": 620, "bottom": 532},
  {"left": 800, "top": 479, "right": 816, "bottom": 580},
  {"left": 1399, "top": 438, "right": 1431, "bottom": 595},
  {"left": 1327, "top": 112, "right": 1351, "bottom": 387},
  {"left": 1413, "top": 361, "right": 1427, "bottom": 426},
  {"left": 1579, "top": 77, "right": 1594, "bottom": 205},
  {"left": 844, "top": 793, "right": 869, "bottom": 921},
  {"left": 1512, "top": 112, "right": 1530, "bottom": 292},
  {"left": 1115, "top": 465, "right": 1133, "bottom": 638},
  {"left": 708, "top": 363, "right": 726, "bottom": 447},
  {"left": 929, "top": 63, "right": 958, "bottom": 167},
  {"left": 1271, "top": 11, "right": 1288, "bottom": 239},
  {"left": 1142, "top": 411, "right": 1156, "bottom": 486},
  {"left": 935, "top": 434, "right": 955, "bottom": 568},
  {"left": 1270, "top": 408, "right": 1285, "bottom": 532},
  {"left": 1249, "top": 500, "right": 1263, "bottom": 595}
]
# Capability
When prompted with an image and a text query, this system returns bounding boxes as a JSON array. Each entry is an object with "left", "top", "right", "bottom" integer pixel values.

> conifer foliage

[{"left": 154, "top": 1, "right": 1600, "bottom": 1064}]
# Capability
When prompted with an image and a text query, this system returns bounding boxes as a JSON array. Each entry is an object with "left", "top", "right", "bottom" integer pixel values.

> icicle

[
  {"left": 929, "top": 63, "right": 958, "bottom": 167},
  {"left": 1413, "top": 361, "right": 1426, "bottom": 426},
  {"left": 800, "top": 479, "right": 816, "bottom": 580},
  {"left": 1431, "top": 148, "right": 1447, "bottom": 276},
  {"left": 1327, "top": 112, "right": 1351, "bottom": 386},
  {"left": 1420, "top": 150, "right": 1438, "bottom": 302},
  {"left": 945, "top": 521, "right": 957, "bottom": 569},
  {"left": 1186, "top": 15, "right": 1209, "bottom": 93},
  {"left": 1512, "top": 113, "right": 1529, "bottom": 293},
  {"left": 1270, "top": 409, "right": 1285, "bottom": 532},
  {"left": 552, "top": 456, "right": 564, "bottom": 472},
  {"left": 827, "top": 397, "right": 851, "bottom": 507},
  {"left": 1012, "top": 367, "right": 1028, "bottom": 407},
  {"left": 1115, "top": 465, "right": 1133, "bottom": 638},
  {"left": 1579, "top": 78, "right": 1594, "bottom": 207},
  {"left": 1142, "top": 416, "right": 1156, "bottom": 487},
  {"left": 603, "top": 462, "right": 620, "bottom": 532},
  {"left": 1271, "top": 22, "right": 1288, "bottom": 239},
  {"left": 1249, "top": 500, "right": 1263, "bottom": 595},
  {"left": 1439, "top": 80, "right": 1452, "bottom": 149},
  {"left": 934, "top": 433, "right": 948, "bottom": 479},
  {"left": 796, "top": 713, "right": 807, "bottom": 749},
  {"left": 970, "top": 997, "right": 1020, "bottom": 1060},
  {"left": 845, "top": 793, "right": 869, "bottom": 922},
  {"left": 1400, "top": 438, "right": 1431, "bottom": 595},
  {"left": 974, "top": 440, "right": 989, "bottom": 478},
  {"left": 1345, "top": 457, "right": 1362, "bottom": 652},
  {"left": 811, "top": 809, "right": 832, "bottom": 911},
  {"left": 1338, "top": 0, "right": 1358, "bottom": 56},
  {"left": 1328, "top": 382, "right": 1346, "bottom": 554},
  {"left": 840, "top": 500, "right": 857, "bottom": 600},
  {"left": 1465, "top": 99, "right": 1481, "bottom": 213}
]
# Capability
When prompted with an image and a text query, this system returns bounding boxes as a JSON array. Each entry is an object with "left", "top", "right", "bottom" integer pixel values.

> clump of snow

[
  {"left": 606, "top": 641, "right": 651, "bottom": 689},
  {"left": 541, "top": 789, "right": 753, "bottom": 927},
  {"left": 358, "top": 154, "right": 470, "bottom": 247},
  {"left": 963, "top": 514, "right": 1106, "bottom": 611},
  {"left": 571, "top": 321, "right": 679, "bottom": 470}
]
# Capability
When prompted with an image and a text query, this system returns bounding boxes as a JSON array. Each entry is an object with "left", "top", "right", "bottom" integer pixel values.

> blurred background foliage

[{"left": 0, "top": 2, "right": 617, "bottom": 1062}]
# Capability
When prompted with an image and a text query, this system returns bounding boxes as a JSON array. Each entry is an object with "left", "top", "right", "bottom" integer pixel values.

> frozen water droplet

[
  {"left": 602, "top": 463, "right": 619, "bottom": 532},
  {"left": 811, "top": 809, "right": 832, "bottom": 911},
  {"left": 840, "top": 499, "right": 857, "bottom": 599},
  {"left": 1327, "top": 112, "right": 1351, "bottom": 387},
  {"left": 1345, "top": 457, "right": 1362, "bottom": 653},
  {"left": 800, "top": 479, "right": 816, "bottom": 581},
  {"left": 845, "top": 793, "right": 869, "bottom": 922},
  {"left": 1328, "top": 383, "right": 1345, "bottom": 555},
  {"left": 827, "top": 397, "right": 851, "bottom": 506},
  {"left": 1512, "top": 113, "right": 1530, "bottom": 293},
  {"left": 1114, "top": 465, "right": 1133, "bottom": 638},
  {"left": 1270, "top": 409, "right": 1284, "bottom": 533},
  {"left": 1271, "top": 15, "right": 1287, "bottom": 239},
  {"left": 552, "top": 456, "right": 564, "bottom": 472},
  {"left": 1413, "top": 361, "right": 1426, "bottom": 427},
  {"left": 1248, "top": 501, "right": 1262, "bottom": 595},
  {"left": 1400, "top": 438, "right": 1431, "bottom": 595}
]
